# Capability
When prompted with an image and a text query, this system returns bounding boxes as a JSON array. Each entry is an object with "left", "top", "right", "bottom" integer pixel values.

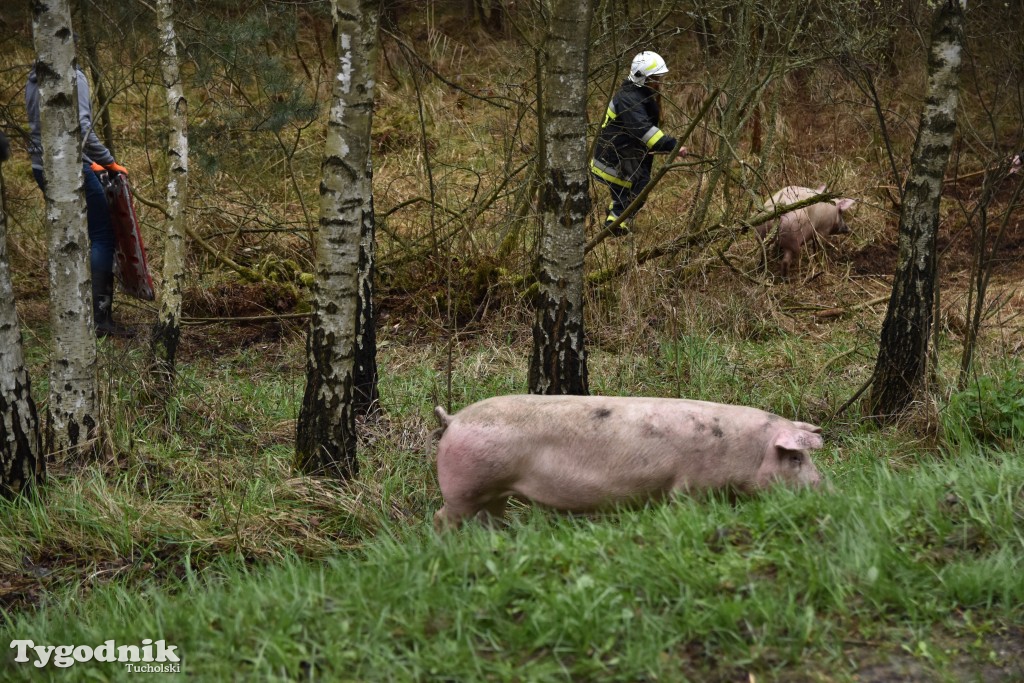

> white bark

[
  {"left": 295, "top": 0, "right": 379, "bottom": 477},
  {"left": 32, "top": 0, "right": 100, "bottom": 456},
  {"left": 528, "top": 0, "right": 593, "bottom": 395},
  {"left": 1, "top": 159, "right": 44, "bottom": 496},
  {"left": 151, "top": 0, "right": 189, "bottom": 382},
  {"left": 870, "top": 0, "right": 965, "bottom": 418}
]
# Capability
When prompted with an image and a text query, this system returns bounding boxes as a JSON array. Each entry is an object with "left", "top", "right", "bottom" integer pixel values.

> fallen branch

[
  {"left": 851, "top": 294, "right": 890, "bottom": 311},
  {"left": 713, "top": 242, "right": 764, "bottom": 286},
  {"left": 131, "top": 187, "right": 170, "bottom": 218},
  {"left": 802, "top": 294, "right": 892, "bottom": 321},
  {"left": 133, "top": 186, "right": 292, "bottom": 287},
  {"left": 181, "top": 312, "right": 310, "bottom": 326},
  {"left": 830, "top": 374, "right": 874, "bottom": 421},
  {"left": 734, "top": 191, "right": 840, "bottom": 239},
  {"left": 381, "top": 29, "right": 516, "bottom": 110},
  {"left": 587, "top": 227, "right": 727, "bottom": 286},
  {"left": 586, "top": 193, "right": 842, "bottom": 286}
]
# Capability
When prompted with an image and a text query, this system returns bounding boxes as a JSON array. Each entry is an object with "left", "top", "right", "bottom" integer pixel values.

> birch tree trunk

[
  {"left": 0, "top": 138, "right": 45, "bottom": 498},
  {"left": 353, "top": 24, "right": 382, "bottom": 417},
  {"left": 150, "top": 0, "right": 189, "bottom": 389},
  {"left": 868, "top": 0, "right": 965, "bottom": 420},
  {"left": 353, "top": 191, "right": 379, "bottom": 416},
  {"left": 528, "top": 0, "right": 593, "bottom": 396},
  {"left": 32, "top": 0, "right": 100, "bottom": 457},
  {"left": 295, "top": 0, "right": 379, "bottom": 478}
]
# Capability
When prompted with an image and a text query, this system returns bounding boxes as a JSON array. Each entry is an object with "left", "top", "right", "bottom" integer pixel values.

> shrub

[{"left": 944, "top": 367, "right": 1024, "bottom": 450}]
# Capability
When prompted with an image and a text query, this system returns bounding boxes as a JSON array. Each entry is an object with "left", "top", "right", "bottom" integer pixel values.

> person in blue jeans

[{"left": 26, "top": 62, "right": 132, "bottom": 338}]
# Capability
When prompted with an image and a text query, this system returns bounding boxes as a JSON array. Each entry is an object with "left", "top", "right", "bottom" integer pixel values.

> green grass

[
  {"left": 1, "top": 443, "right": 1021, "bottom": 681},
  {"left": 2, "top": 325, "right": 1022, "bottom": 681}
]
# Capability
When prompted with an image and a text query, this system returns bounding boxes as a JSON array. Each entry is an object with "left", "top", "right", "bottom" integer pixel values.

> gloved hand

[
  {"left": 104, "top": 162, "right": 129, "bottom": 176},
  {"left": 89, "top": 161, "right": 105, "bottom": 173}
]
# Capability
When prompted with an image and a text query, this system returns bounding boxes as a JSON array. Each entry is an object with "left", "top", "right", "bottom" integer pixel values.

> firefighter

[
  {"left": 590, "top": 51, "right": 687, "bottom": 236},
  {"left": 26, "top": 57, "right": 133, "bottom": 338}
]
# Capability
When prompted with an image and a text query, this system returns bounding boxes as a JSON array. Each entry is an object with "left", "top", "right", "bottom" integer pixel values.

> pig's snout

[{"left": 804, "top": 464, "right": 824, "bottom": 488}]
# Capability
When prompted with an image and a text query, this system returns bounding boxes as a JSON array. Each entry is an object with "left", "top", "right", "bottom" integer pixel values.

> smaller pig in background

[
  {"left": 755, "top": 185, "right": 856, "bottom": 278},
  {"left": 431, "top": 395, "right": 826, "bottom": 530}
]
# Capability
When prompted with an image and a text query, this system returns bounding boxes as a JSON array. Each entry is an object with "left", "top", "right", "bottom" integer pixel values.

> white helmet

[{"left": 628, "top": 51, "right": 669, "bottom": 86}]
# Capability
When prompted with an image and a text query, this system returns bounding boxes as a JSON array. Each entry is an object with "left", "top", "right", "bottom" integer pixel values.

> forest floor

[{"left": 3, "top": 223, "right": 1023, "bottom": 680}]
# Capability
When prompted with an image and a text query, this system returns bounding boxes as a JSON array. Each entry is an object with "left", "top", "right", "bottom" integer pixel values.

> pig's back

[{"left": 447, "top": 395, "right": 776, "bottom": 472}]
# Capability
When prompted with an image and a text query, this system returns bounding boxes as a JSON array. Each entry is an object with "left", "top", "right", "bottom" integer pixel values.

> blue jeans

[{"left": 33, "top": 163, "right": 116, "bottom": 280}]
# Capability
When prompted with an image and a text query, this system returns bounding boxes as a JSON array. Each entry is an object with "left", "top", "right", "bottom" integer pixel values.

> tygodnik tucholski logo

[{"left": 10, "top": 639, "right": 181, "bottom": 672}]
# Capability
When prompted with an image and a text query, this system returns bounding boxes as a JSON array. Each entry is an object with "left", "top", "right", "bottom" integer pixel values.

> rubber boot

[
  {"left": 93, "top": 271, "right": 135, "bottom": 339},
  {"left": 605, "top": 214, "right": 630, "bottom": 237}
]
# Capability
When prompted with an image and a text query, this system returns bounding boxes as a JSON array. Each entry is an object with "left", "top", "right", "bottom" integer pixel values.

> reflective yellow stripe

[
  {"left": 643, "top": 127, "right": 665, "bottom": 148},
  {"left": 605, "top": 215, "right": 630, "bottom": 229},
  {"left": 601, "top": 103, "right": 617, "bottom": 128},
  {"left": 590, "top": 160, "right": 632, "bottom": 188}
]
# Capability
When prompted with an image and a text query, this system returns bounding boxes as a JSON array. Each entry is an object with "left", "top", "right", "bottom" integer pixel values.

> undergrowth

[
  {"left": 1, "top": 436, "right": 1021, "bottom": 681},
  {"left": 2, "top": 320, "right": 1022, "bottom": 680}
]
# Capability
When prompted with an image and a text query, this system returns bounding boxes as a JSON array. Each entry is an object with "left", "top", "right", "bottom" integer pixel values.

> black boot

[
  {"left": 605, "top": 215, "right": 631, "bottom": 237},
  {"left": 93, "top": 271, "right": 136, "bottom": 339}
]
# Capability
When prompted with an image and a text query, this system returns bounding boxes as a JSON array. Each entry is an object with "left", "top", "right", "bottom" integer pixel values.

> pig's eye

[{"left": 787, "top": 453, "right": 803, "bottom": 468}]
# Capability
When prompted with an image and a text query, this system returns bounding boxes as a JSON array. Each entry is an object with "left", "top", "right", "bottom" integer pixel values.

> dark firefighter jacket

[{"left": 590, "top": 80, "right": 677, "bottom": 188}]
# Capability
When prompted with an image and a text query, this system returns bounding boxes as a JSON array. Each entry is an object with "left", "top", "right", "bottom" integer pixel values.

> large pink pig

[
  {"left": 432, "top": 395, "right": 825, "bottom": 529},
  {"left": 754, "top": 185, "right": 855, "bottom": 277}
]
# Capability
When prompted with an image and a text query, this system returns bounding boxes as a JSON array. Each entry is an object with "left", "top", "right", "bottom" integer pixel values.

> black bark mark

[{"left": 295, "top": 321, "right": 357, "bottom": 479}]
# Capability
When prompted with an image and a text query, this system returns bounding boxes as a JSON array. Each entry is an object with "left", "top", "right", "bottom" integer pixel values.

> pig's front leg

[{"left": 433, "top": 494, "right": 510, "bottom": 531}]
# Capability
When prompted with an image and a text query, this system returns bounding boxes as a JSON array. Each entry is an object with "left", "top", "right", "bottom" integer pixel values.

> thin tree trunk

[
  {"left": 868, "top": 0, "right": 965, "bottom": 420},
  {"left": 150, "top": 0, "right": 189, "bottom": 390},
  {"left": 295, "top": 0, "right": 379, "bottom": 478},
  {"left": 353, "top": 192, "right": 380, "bottom": 417},
  {"left": 528, "top": 0, "right": 593, "bottom": 396},
  {"left": 0, "top": 140, "right": 44, "bottom": 498},
  {"left": 352, "top": 4, "right": 381, "bottom": 418},
  {"left": 32, "top": 0, "right": 100, "bottom": 458},
  {"left": 958, "top": 172, "right": 1024, "bottom": 388},
  {"left": 76, "top": 0, "right": 115, "bottom": 154}
]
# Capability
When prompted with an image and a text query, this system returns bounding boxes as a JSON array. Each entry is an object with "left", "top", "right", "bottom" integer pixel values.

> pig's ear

[
  {"left": 836, "top": 198, "right": 856, "bottom": 212},
  {"left": 815, "top": 184, "right": 827, "bottom": 193},
  {"left": 791, "top": 421, "right": 823, "bottom": 434},
  {"left": 775, "top": 428, "right": 824, "bottom": 451}
]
